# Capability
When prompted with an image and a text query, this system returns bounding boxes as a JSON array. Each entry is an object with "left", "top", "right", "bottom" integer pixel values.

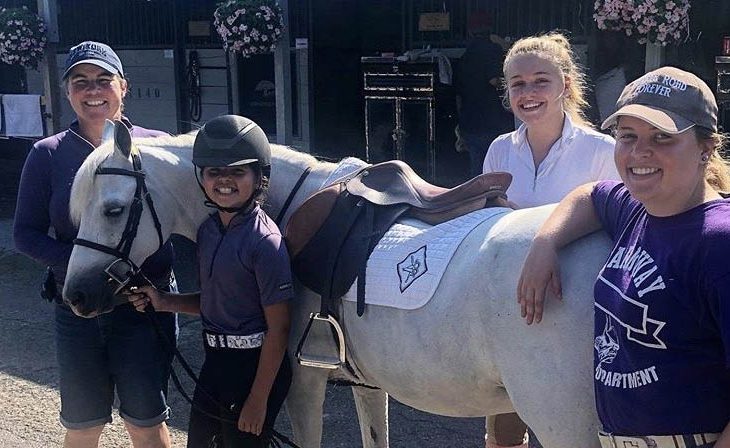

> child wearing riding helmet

[
  {"left": 519, "top": 67, "right": 730, "bottom": 447},
  {"left": 128, "top": 115, "right": 293, "bottom": 448}
]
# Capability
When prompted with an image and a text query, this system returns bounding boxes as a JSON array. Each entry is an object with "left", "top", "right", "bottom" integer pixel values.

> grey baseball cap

[
  {"left": 601, "top": 66, "right": 717, "bottom": 133},
  {"left": 62, "top": 41, "right": 124, "bottom": 79}
]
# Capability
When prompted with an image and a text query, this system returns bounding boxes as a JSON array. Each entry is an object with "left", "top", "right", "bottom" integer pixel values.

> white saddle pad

[{"left": 342, "top": 207, "right": 510, "bottom": 310}]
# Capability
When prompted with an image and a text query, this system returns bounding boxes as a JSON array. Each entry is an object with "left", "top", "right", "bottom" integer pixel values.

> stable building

[{"left": 1, "top": 0, "right": 729, "bottom": 186}]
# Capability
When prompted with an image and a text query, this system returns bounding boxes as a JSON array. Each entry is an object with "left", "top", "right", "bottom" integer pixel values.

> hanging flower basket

[
  {"left": 0, "top": 6, "right": 47, "bottom": 69},
  {"left": 593, "top": 0, "right": 691, "bottom": 46},
  {"left": 213, "top": 0, "right": 285, "bottom": 57}
]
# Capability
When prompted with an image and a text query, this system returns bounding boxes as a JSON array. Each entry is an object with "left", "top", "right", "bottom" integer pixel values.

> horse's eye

[{"left": 104, "top": 206, "right": 124, "bottom": 217}]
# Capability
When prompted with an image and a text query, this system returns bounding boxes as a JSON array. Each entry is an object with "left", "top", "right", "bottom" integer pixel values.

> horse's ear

[
  {"left": 102, "top": 119, "right": 115, "bottom": 147},
  {"left": 114, "top": 120, "right": 132, "bottom": 158}
]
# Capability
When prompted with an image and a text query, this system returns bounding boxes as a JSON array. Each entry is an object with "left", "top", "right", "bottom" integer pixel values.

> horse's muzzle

[{"left": 63, "top": 266, "right": 121, "bottom": 317}]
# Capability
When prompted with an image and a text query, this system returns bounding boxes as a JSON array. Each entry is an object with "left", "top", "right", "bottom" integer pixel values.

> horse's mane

[
  {"left": 270, "top": 143, "right": 341, "bottom": 173},
  {"left": 70, "top": 133, "right": 339, "bottom": 226},
  {"left": 70, "top": 141, "right": 115, "bottom": 227},
  {"left": 271, "top": 143, "right": 315, "bottom": 165},
  {"left": 69, "top": 133, "right": 197, "bottom": 226}
]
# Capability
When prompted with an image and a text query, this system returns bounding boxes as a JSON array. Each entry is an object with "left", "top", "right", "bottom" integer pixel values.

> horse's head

[{"left": 63, "top": 120, "right": 173, "bottom": 317}]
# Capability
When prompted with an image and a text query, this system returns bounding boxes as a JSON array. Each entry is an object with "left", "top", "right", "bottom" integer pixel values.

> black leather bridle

[{"left": 73, "top": 148, "right": 164, "bottom": 294}]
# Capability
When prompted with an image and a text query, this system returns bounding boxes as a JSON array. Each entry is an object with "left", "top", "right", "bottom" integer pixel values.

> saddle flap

[{"left": 284, "top": 182, "right": 345, "bottom": 258}]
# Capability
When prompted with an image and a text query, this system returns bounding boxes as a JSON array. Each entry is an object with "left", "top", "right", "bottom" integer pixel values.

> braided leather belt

[{"left": 599, "top": 431, "right": 719, "bottom": 448}]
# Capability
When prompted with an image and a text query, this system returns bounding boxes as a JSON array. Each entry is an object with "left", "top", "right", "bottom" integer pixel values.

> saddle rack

[{"left": 296, "top": 313, "right": 346, "bottom": 369}]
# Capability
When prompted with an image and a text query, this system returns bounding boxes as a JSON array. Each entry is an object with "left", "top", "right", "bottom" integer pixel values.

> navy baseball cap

[{"left": 62, "top": 41, "right": 124, "bottom": 79}]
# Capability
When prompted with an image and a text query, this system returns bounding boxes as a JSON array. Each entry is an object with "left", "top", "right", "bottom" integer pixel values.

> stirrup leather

[{"left": 296, "top": 313, "right": 346, "bottom": 369}]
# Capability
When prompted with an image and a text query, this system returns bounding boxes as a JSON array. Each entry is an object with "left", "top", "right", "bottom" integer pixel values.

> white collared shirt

[{"left": 482, "top": 115, "right": 619, "bottom": 208}]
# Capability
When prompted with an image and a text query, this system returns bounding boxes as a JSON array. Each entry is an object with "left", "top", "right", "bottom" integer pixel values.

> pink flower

[{"left": 593, "top": 0, "right": 689, "bottom": 44}]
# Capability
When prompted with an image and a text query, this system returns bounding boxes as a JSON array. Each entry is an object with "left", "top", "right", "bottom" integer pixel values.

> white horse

[{"left": 64, "top": 122, "right": 611, "bottom": 447}]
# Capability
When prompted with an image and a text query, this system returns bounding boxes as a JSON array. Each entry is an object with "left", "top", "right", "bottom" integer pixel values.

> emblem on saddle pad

[{"left": 397, "top": 245, "right": 428, "bottom": 292}]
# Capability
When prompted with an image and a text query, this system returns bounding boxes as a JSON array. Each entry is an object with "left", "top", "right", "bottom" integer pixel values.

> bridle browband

[{"left": 73, "top": 148, "right": 165, "bottom": 293}]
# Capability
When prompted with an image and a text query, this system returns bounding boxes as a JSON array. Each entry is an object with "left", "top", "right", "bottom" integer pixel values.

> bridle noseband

[{"left": 73, "top": 148, "right": 165, "bottom": 294}]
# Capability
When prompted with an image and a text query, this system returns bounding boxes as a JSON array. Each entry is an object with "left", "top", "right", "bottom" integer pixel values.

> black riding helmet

[
  {"left": 193, "top": 114, "right": 271, "bottom": 174},
  {"left": 193, "top": 115, "right": 271, "bottom": 213}
]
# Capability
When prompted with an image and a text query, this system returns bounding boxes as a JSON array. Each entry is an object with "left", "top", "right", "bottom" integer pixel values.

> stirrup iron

[{"left": 296, "top": 313, "right": 346, "bottom": 369}]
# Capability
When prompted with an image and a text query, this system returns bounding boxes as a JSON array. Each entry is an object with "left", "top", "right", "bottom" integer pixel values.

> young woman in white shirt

[
  {"left": 483, "top": 32, "right": 619, "bottom": 208},
  {"left": 482, "top": 32, "right": 619, "bottom": 448}
]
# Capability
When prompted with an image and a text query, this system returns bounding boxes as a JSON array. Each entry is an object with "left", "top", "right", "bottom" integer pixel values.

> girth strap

[
  {"left": 292, "top": 192, "right": 409, "bottom": 320},
  {"left": 356, "top": 202, "right": 375, "bottom": 317}
]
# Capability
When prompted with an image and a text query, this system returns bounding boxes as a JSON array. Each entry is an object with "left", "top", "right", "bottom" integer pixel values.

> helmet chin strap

[
  {"left": 195, "top": 169, "right": 262, "bottom": 214},
  {"left": 203, "top": 197, "right": 254, "bottom": 214}
]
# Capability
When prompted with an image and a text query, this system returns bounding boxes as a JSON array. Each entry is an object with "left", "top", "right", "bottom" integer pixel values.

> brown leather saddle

[{"left": 286, "top": 160, "right": 512, "bottom": 318}]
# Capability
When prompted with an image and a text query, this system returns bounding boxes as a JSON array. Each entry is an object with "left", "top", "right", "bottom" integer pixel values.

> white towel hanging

[{"left": 2, "top": 94, "right": 43, "bottom": 137}]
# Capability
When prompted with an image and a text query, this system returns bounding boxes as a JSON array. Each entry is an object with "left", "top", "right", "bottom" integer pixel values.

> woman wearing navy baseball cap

[{"left": 14, "top": 41, "right": 177, "bottom": 447}]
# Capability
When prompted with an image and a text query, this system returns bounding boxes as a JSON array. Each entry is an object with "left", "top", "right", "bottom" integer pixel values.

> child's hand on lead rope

[{"left": 125, "top": 285, "right": 163, "bottom": 312}]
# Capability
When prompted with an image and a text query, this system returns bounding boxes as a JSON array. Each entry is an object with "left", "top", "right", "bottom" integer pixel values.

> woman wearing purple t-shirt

[
  {"left": 128, "top": 115, "right": 293, "bottom": 448},
  {"left": 518, "top": 67, "right": 730, "bottom": 446},
  {"left": 13, "top": 42, "right": 176, "bottom": 447}
]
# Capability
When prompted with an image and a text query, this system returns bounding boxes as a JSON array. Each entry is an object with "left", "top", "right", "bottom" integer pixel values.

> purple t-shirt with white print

[{"left": 591, "top": 180, "right": 730, "bottom": 435}]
